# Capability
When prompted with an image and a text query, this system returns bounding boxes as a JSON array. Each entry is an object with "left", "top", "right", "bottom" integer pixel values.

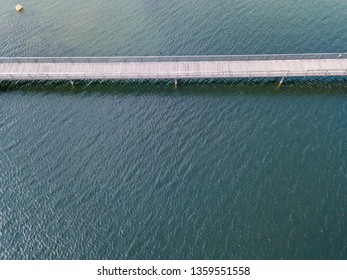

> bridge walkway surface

[{"left": 0, "top": 53, "right": 346, "bottom": 80}]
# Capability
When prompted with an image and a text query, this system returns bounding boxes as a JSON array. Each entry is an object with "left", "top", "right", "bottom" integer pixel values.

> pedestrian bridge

[{"left": 0, "top": 53, "right": 346, "bottom": 81}]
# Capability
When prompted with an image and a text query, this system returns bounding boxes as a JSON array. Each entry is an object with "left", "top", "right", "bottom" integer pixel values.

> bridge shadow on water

[{"left": 0, "top": 76, "right": 346, "bottom": 97}]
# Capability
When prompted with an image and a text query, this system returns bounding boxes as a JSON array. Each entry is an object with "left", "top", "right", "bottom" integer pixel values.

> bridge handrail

[
  {"left": 0, "top": 53, "right": 346, "bottom": 63},
  {"left": 1, "top": 69, "right": 346, "bottom": 79}
]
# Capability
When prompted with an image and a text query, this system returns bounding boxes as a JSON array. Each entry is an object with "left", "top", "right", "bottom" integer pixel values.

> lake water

[{"left": 0, "top": 0, "right": 346, "bottom": 259}]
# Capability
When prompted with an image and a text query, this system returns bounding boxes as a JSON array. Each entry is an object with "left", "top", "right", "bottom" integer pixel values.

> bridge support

[
  {"left": 278, "top": 77, "right": 284, "bottom": 88},
  {"left": 174, "top": 79, "right": 178, "bottom": 89}
]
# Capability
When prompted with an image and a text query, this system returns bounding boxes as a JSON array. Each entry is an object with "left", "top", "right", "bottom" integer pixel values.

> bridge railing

[
  {"left": 0, "top": 53, "right": 346, "bottom": 63},
  {"left": 1, "top": 69, "right": 346, "bottom": 80}
]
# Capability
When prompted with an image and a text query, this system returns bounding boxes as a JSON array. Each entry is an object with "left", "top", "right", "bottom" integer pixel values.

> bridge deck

[{"left": 0, "top": 55, "right": 346, "bottom": 80}]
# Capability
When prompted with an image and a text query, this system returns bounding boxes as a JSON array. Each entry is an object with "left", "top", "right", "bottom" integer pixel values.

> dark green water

[{"left": 0, "top": 0, "right": 347, "bottom": 259}]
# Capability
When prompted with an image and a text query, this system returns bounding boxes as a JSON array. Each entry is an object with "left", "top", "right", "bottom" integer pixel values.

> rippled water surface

[
  {"left": 1, "top": 0, "right": 347, "bottom": 56},
  {"left": 0, "top": 0, "right": 347, "bottom": 259}
]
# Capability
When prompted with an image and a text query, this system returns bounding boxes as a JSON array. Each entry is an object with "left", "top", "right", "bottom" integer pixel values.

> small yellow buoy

[{"left": 16, "top": 4, "right": 24, "bottom": 12}]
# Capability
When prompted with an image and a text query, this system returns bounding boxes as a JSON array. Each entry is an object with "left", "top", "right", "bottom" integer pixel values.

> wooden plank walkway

[{"left": 0, "top": 54, "right": 346, "bottom": 80}]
